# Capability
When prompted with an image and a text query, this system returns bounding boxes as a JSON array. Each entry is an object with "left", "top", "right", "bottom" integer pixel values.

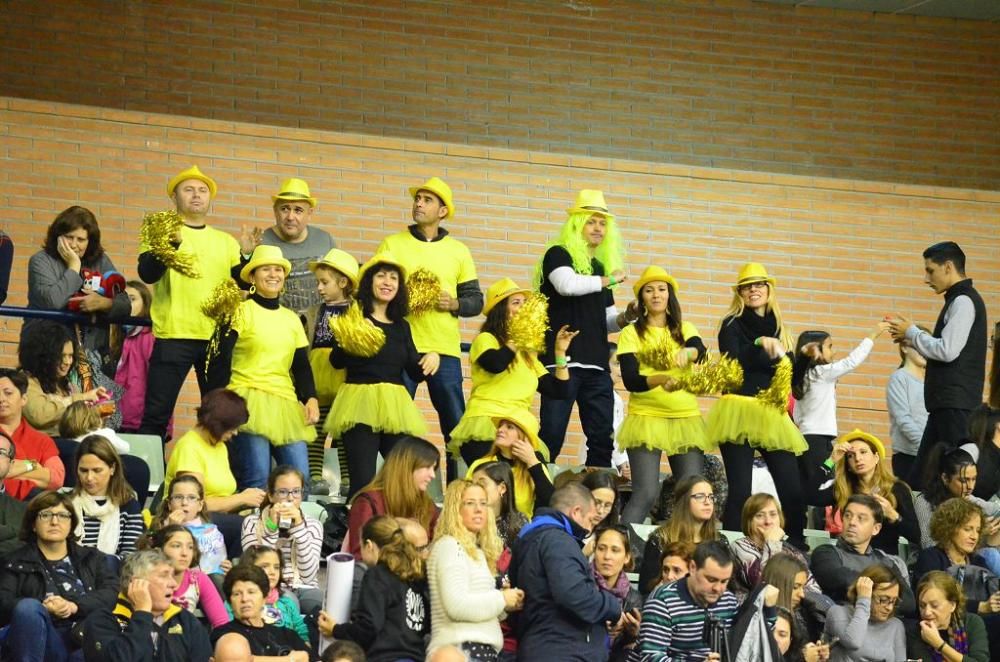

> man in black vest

[{"left": 887, "top": 241, "right": 987, "bottom": 489}]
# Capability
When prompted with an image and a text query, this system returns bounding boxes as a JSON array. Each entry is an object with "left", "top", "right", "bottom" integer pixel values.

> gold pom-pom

[
  {"left": 202, "top": 279, "right": 245, "bottom": 366},
  {"left": 407, "top": 268, "right": 440, "bottom": 316},
  {"left": 756, "top": 356, "right": 792, "bottom": 411},
  {"left": 332, "top": 303, "right": 386, "bottom": 357},
  {"left": 508, "top": 292, "right": 549, "bottom": 353},
  {"left": 635, "top": 333, "right": 677, "bottom": 371},
  {"left": 140, "top": 210, "right": 200, "bottom": 278},
  {"left": 672, "top": 354, "right": 744, "bottom": 396}
]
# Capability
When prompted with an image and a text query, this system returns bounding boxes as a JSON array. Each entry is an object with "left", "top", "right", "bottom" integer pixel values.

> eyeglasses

[
  {"left": 594, "top": 499, "right": 615, "bottom": 513},
  {"left": 37, "top": 511, "right": 73, "bottom": 523},
  {"left": 873, "top": 596, "right": 900, "bottom": 607},
  {"left": 737, "top": 282, "right": 768, "bottom": 293},
  {"left": 169, "top": 494, "right": 201, "bottom": 504},
  {"left": 0, "top": 448, "right": 13, "bottom": 460},
  {"left": 273, "top": 488, "right": 302, "bottom": 499},
  {"left": 690, "top": 493, "right": 716, "bottom": 503}
]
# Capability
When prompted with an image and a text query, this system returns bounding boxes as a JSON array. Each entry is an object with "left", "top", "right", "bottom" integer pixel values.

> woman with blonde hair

[
  {"left": 817, "top": 429, "right": 918, "bottom": 554},
  {"left": 907, "top": 571, "right": 989, "bottom": 662},
  {"left": 427, "top": 479, "right": 524, "bottom": 661},
  {"left": 466, "top": 410, "right": 553, "bottom": 517},
  {"left": 345, "top": 435, "right": 440, "bottom": 560},
  {"left": 708, "top": 263, "right": 808, "bottom": 548}
]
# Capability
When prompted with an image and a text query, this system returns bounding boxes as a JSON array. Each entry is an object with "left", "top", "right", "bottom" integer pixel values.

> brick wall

[
  {"left": 1, "top": 0, "right": 998, "bottom": 190},
  {"left": 2, "top": 97, "right": 997, "bottom": 464}
]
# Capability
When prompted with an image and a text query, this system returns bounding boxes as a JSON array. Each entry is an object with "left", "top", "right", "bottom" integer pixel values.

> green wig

[{"left": 533, "top": 212, "right": 625, "bottom": 289}]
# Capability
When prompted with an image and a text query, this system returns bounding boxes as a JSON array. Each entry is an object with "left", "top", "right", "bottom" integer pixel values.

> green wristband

[
  {"left": 608, "top": 276, "right": 616, "bottom": 287},
  {"left": 264, "top": 517, "right": 279, "bottom": 532},
  {"left": 555, "top": 356, "right": 568, "bottom": 368}
]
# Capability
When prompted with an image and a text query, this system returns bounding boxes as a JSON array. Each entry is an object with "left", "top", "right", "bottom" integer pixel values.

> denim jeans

[
  {"left": 3, "top": 598, "right": 83, "bottom": 662},
  {"left": 539, "top": 367, "right": 614, "bottom": 466},
  {"left": 228, "top": 432, "right": 310, "bottom": 493},
  {"left": 403, "top": 354, "right": 465, "bottom": 441}
]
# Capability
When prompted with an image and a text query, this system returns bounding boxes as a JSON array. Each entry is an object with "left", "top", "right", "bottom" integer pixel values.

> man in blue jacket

[{"left": 509, "top": 481, "right": 623, "bottom": 661}]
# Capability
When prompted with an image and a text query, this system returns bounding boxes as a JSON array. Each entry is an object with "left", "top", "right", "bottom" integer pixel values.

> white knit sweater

[{"left": 427, "top": 535, "right": 507, "bottom": 652}]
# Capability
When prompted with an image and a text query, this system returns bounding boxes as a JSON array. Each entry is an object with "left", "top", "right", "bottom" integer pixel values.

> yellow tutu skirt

[
  {"left": 324, "top": 383, "right": 428, "bottom": 439},
  {"left": 617, "top": 413, "right": 710, "bottom": 454},
  {"left": 309, "top": 348, "right": 345, "bottom": 406},
  {"left": 706, "top": 394, "right": 807, "bottom": 455},
  {"left": 234, "top": 387, "right": 315, "bottom": 446},
  {"left": 447, "top": 414, "right": 551, "bottom": 462}
]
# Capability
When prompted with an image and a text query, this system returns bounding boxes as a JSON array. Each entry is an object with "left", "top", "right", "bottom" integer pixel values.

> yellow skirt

[
  {"left": 448, "top": 413, "right": 551, "bottom": 462},
  {"left": 323, "top": 383, "right": 428, "bottom": 439},
  {"left": 706, "top": 394, "right": 807, "bottom": 455},
  {"left": 309, "top": 348, "right": 345, "bottom": 407},
  {"left": 617, "top": 413, "right": 711, "bottom": 455},
  {"left": 233, "top": 387, "right": 315, "bottom": 446}
]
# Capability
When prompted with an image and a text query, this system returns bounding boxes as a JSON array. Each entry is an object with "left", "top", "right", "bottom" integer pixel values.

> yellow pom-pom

[
  {"left": 635, "top": 333, "right": 677, "bottom": 371},
  {"left": 756, "top": 356, "right": 792, "bottom": 411},
  {"left": 332, "top": 303, "right": 386, "bottom": 358},
  {"left": 407, "top": 269, "right": 440, "bottom": 316},
  {"left": 202, "top": 279, "right": 245, "bottom": 366},
  {"left": 508, "top": 292, "right": 549, "bottom": 353},
  {"left": 673, "top": 354, "right": 744, "bottom": 395},
  {"left": 139, "top": 210, "right": 200, "bottom": 278}
]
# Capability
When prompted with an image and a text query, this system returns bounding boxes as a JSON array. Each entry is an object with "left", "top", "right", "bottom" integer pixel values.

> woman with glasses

[
  {"left": 0, "top": 491, "right": 117, "bottom": 661},
  {"left": 427, "top": 479, "right": 523, "bottom": 662},
  {"left": 707, "top": 263, "right": 808, "bottom": 548},
  {"left": 241, "top": 465, "right": 324, "bottom": 613},
  {"left": 637, "top": 475, "right": 722, "bottom": 594},
  {"left": 824, "top": 566, "right": 906, "bottom": 662},
  {"left": 591, "top": 524, "right": 642, "bottom": 661}
]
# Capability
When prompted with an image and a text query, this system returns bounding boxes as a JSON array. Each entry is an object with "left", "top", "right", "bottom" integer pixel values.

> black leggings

[
  {"left": 340, "top": 424, "right": 408, "bottom": 500},
  {"left": 719, "top": 442, "right": 806, "bottom": 547},
  {"left": 799, "top": 434, "right": 834, "bottom": 505}
]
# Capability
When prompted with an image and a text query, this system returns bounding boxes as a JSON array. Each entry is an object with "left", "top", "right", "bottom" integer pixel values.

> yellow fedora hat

[
  {"left": 567, "top": 189, "right": 615, "bottom": 220},
  {"left": 632, "top": 266, "right": 679, "bottom": 299},
  {"left": 272, "top": 178, "right": 317, "bottom": 207},
  {"left": 835, "top": 429, "right": 886, "bottom": 459},
  {"left": 732, "top": 262, "right": 777, "bottom": 292},
  {"left": 358, "top": 251, "right": 408, "bottom": 283},
  {"left": 482, "top": 278, "right": 532, "bottom": 316},
  {"left": 167, "top": 165, "right": 218, "bottom": 199},
  {"left": 491, "top": 409, "right": 547, "bottom": 455},
  {"left": 239, "top": 245, "right": 292, "bottom": 284},
  {"left": 308, "top": 248, "right": 360, "bottom": 287},
  {"left": 408, "top": 177, "right": 454, "bottom": 219}
]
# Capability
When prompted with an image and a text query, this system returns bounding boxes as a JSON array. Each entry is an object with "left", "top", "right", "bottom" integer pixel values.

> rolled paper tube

[{"left": 320, "top": 552, "right": 355, "bottom": 651}]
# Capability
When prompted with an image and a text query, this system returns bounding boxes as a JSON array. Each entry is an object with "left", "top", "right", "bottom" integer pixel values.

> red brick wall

[
  {"left": 0, "top": 0, "right": 998, "bottom": 189},
  {"left": 1, "top": 97, "right": 997, "bottom": 464}
]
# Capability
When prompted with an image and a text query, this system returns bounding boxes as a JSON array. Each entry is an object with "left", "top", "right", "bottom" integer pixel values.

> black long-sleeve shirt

[{"left": 330, "top": 315, "right": 426, "bottom": 386}]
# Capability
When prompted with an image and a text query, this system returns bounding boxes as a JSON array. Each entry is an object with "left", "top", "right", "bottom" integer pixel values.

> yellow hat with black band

[{"left": 167, "top": 165, "right": 218, "bottom": 199}]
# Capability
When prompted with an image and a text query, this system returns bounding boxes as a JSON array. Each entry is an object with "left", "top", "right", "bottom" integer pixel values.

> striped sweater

[
  {"left": 629, "top": 579, "right": 738, "bottom": 662},
  {"left": 241, "top": 514, "right": 323, "bottom": 588},
  {"left": 78, "top": 508, "right": 145, "bottom": 560}
]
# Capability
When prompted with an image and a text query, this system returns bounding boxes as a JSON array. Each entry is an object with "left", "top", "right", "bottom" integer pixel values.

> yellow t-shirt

[
  {"left": 464, "top": 332, "right": 549, "bottom": 418},
  {"left": 616, "top": 322, "right": 702, "bottom": 418},
  {"left": 228, "top": 299, "right": 308, "bottom": 401},
  {"left": 377, "top": 230, "right": 477, "bottom": 356},
  {"left": 142, "top": 224, "right": 241, "bottom": 340},
  {"left": 164, "top": 429, "right": 237, "bottom": 499}
]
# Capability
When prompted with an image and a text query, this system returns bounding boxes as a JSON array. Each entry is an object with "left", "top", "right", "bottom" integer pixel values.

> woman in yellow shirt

[
  {"left": 617, "top": 267, "right": 712, "bottom": 524},
  {"left": 449, "top": 278, "right": 576, "bottom": 466}
]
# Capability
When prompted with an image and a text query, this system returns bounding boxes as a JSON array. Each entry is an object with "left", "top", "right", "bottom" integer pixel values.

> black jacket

[
  {"left": 0, "top": 493, "right": 26, "bottom": 555},
  {"left": 809, "top": 538, "right": 915, "bottom": 618},
  {"left": 0, "top": 540, "right": 118, "bottom": 626},
  {"left": 718, "top": 309, "right": 785, "bottom": 396},
  {"left": 211, "top": 620, "right": 316, "bottom": 661},
  {"left": 81, "top": 596, "right": 212, "bottom": 662},
  {"left": 509, "top": 508, "right": 621, "bottom": 661}
]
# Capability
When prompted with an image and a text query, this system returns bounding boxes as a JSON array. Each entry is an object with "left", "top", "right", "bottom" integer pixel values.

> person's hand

[
  {"left": 871, "top": 321, "right": 891, "bottom": 340},
  {"left": 757, "top": 337, "right": 786, "bottom": 360},
  {"left": 127, "top": 577, "right": 154, "bottom": 613},
  {"left": 419, "top": 352, "right": 440, "bottom": 376},
  {"left": 317, "top": 610, "right": 336, "bottom": 636},
  {"left": 673, "top": 347, "right": 692, "bottom": 369},
  {"left": 761, "top": 523, "right": 785, "bottom": 544},
  {"left": 647, "top": 373, "right": 677, "bottom": 391},
  {"left": 762, "top": 583, "right": 780, "bottom": 607},
  {"left": 618, "top": 462, "right": 631, "bottom": 481},
  {"left": 830, "top": 440, "right": 851, "bottom": 465},
  {"left": 303, "top": 398, "right": 320, "bottom": 425},
  {"left": 288, "top": 651, "right": 310, "bottom": 662},
  {"left": 919, "top": 619, "right": 944, "bottom": 648},
  {"left": 167, "top": 507, "right": 187, "bottom": 525},
  {"left": 855, "top": 575, "right": 874, "bottom": 599},
  {"left": 815, "top": 643, "right": 831, "bottom": 662},
  {"left": 988, "top": 591, "right": 1000, "bottom": 614},
  {"left": 802, "top": 642, "right": 831, "bottom": 662},
  {"left": 510, "top": 438, "right": 539, "bottom": 467},
  {"left": 436, "top": 290, "right": 459, "bottom": 313},
  {"left": 171, "top": 227, "right": 183, "bottom": 244},
  {"left": 703, "top": 654, "right": 722, "bottom": 662},
  {"left": 872, "top": 494, "right": 899, "bottom": 523},
  {"left": 220, "top": 558, "right": 233, "bottom": 573},
  {"left": 554, "top": 325, "right": 580, "bottom": 355},
  {"left": 241, "top": 487, "right": 266, "bottom": 508},
  {"left": 81, "top": 387, "right": 110, "bottom": 403},
  {"left": 502, "top": 587, "right": 524, "bottom": 611},
  {"left": 76, "top": 292, "right": 112, "bottom": 313},
  {"left": 57, "top": 236, "right": 82, "bottom": 272},
  {"left": 622, "top": 608, "right": 641, "bottom": 637},
  {"left": 239, "top": 225, "right": 263, "bottom": 255},
  {"left": 884, "top": 315, "right": 910, "bottom": 341}
]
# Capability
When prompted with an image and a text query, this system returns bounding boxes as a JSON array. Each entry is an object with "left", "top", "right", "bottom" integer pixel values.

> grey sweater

[
  {"left": 885, "top": 368, "right": 926, "bottom": 457},
  {"left": 825, "top": 598, "right": 906, "bottom": 662}
]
